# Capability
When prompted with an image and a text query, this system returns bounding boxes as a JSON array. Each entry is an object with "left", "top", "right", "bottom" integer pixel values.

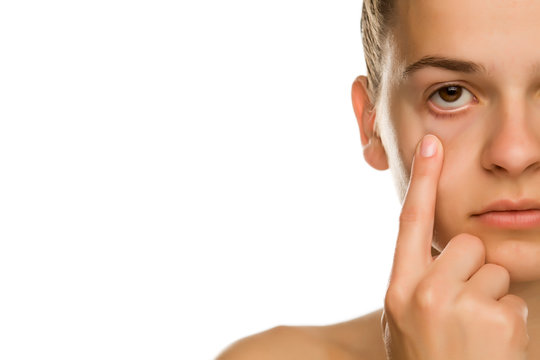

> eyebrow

[{"left": 401, "top": 55, "right": 488, "bottom": 79}]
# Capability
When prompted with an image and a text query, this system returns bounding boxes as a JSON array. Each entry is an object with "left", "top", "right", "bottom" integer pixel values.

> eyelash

[{"left": 427, "top": 83, "right": 476, "bottom": 119}]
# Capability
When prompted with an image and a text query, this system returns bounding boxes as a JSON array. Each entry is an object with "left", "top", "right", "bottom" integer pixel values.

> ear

[{"left": 351, "top": 76, "right": 389, "bottom": 171}]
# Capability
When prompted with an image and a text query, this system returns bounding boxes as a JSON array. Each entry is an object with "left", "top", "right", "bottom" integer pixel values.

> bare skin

[
  {"left": 217, "top": 0, "right": 540, "bottom": 358},
  {"left": 216, "top": 309, "right": 387, "bottom": 360},
  {"left": 357, "top": 0, "right": 540, "bottom": 357}
]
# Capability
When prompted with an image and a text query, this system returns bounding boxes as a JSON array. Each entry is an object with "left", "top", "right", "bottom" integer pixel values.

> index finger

[{"left": 389, "top": 134, "right": 444, "bottom": 286}]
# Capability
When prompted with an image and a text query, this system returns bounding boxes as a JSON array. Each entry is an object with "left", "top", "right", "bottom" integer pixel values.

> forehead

[{"left": 392, "top": 0, "right": 540, "bottom": 81}]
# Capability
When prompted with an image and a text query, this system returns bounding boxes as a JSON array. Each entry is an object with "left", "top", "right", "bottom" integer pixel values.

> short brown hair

[{"left": 361, "top": 0, "right": 396, "bottom": 105}]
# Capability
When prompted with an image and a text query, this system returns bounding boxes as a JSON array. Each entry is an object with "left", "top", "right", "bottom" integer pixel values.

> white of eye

[{"left": 430, "top": 85, "right": 474, "bottom": 109}]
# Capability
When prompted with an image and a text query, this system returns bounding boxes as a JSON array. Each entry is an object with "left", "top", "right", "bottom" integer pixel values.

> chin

[
  {"left": 435, "top": 226, "right": 540, "bottom": 283},
  {"left": 486, "top": 238, "right": 540, "bottom": 283}
]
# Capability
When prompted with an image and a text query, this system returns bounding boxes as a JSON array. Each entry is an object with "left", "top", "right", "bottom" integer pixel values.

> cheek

[{"left": 432, "top": 153, "right": 475, "bottom": 249}]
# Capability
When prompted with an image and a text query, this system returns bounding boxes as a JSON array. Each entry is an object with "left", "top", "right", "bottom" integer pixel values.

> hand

[{"left": 381, "top": 134, "right": 529, "bottom": 360}]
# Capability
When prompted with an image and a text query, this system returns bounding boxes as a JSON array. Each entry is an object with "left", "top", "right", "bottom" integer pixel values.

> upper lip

[{"left": 474, "top": 198, "right": 540, "bottom": 215}]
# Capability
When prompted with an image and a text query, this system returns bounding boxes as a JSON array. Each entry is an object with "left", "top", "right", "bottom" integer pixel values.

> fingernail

[{"left": 420, "top": 135, "right": 437, "bottom": 158}]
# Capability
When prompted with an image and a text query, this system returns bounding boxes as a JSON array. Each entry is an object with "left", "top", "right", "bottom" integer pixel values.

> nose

[{"left": 481, "top": 96, "right": 540, "bottom": 177}]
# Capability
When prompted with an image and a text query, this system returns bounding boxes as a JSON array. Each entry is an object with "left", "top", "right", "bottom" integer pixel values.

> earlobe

[{"left": 351, "top": 76, "right": 389, "bottom": 171}]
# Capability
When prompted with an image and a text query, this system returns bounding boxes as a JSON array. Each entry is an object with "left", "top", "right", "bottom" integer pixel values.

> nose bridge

[{"left": 482, "top": 89, "right": 540, "bottom": 177}]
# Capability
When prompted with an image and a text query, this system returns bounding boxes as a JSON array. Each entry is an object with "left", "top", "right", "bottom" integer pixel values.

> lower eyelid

[
  {"left": 427, "top": 92, "right": 478, "bottom": 118},
  {"left": 427, "top": 103, "right": 473, "bottom": 119}
]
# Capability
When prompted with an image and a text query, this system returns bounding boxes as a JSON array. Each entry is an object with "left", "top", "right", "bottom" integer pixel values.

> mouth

[{"left": 471, "top": 199, "right": 540, "bottom": 229}]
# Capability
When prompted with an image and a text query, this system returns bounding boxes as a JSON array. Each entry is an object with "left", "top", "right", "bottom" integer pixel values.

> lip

[
  {"left": 472, "top": 199, "right": 540, "bottom": 229},
  {"left": 474, "top": 198, "right": 540, "bottom": 213}
]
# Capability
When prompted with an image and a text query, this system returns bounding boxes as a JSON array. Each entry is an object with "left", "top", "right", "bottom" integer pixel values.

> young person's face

[{"left": 356, "top": 0, "right": 540, "bottom": 282}]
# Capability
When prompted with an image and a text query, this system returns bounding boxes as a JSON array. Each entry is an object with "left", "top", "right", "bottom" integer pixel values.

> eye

[{"left": 429, "top": 84, "right": 475, "bottom": 110}]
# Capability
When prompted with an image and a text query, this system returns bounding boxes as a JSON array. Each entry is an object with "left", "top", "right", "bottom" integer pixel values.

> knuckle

[
  {"left": 384, "top": 285, "right": 408, "bottom": 316},
  {"left": 501, "top": 293, "right": 527, "bottom": 311},
  {"left": 413, "top": 278, "right": 443, "bottom": 312},
  {"left": 483, "top": 263, "right": 511, "bottom": 283},
  {"left": 493, "top": 303, "right": 524, "bottom": 334},
  {"left": 455, "top": 290, "right": 480, "bottom": 314},
  {"left": 455, "top": 289, "right": 495, "bottom": 324},
  {"left": 449, "top": 233, "right": 486, "bottom": 259},
  {"left": 510, "top": 294, "right": 528, "bottom": 310},
  {"left": 493, "top": 314, "right": 529, "bottom": 349},
  {"left": 500, "top": 310, "right": 523, "bottom": 341},
  {"left": 509, "top": 296, "right": 529, "bottom": 324}
]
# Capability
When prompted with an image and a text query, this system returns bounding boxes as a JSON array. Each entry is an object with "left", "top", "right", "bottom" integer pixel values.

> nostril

[{"left": 490, "top": 164, "right": 506, "bottom": 173}]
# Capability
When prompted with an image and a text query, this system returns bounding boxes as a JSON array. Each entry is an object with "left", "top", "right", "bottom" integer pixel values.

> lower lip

[{"left": 473, "top": 209, "right": 540, "bottom": 229}]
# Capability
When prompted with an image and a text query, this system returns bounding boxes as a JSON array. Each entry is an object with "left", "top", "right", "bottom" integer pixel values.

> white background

[{"left": 0, "top": 1, "right": 401, "bottom": 359}]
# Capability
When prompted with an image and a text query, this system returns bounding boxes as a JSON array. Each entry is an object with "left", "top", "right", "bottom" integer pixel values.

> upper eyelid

[{"left": 428, "top": 83, "right": 473, "bottom": 99}]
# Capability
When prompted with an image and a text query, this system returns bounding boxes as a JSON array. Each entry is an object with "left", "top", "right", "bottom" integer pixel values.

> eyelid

[
  {"left": 427, "top": 104, "right": 472, "bottom": 119},
  {"left": 426, "top": 82, "right": 478, "bottom": 114},
  {"left": 424, "top": 80, "right": 474, "bottom": 100},
  {"left": 426, "top": 82, "right": 471, "bottom": 100}
]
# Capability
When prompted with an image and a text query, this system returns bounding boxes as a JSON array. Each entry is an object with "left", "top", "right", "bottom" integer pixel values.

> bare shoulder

[
  {"left": 215, "top": 308, "right": 386, "bottom": 360},
  {"left": 215, "top": 325, "right": 345, "bottom": 360}
]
